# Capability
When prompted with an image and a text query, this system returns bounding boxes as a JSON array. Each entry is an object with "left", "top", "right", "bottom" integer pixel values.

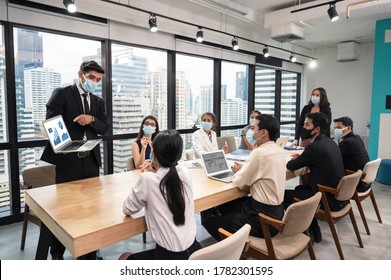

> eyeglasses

[{"left": 144, "top": 121, "right": 156, "bottom": 127}]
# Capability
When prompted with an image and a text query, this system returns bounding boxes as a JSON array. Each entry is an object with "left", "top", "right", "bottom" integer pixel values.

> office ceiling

[
  {"left": 22, "top": 0, "right": 391, "bottom": 52},
  {"left": 185, "top": 0, "right": 391, "bottom": 49}
]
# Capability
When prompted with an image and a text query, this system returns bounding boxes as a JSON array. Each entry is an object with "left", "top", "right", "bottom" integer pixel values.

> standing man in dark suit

[
  {"left": 334, "top": 116, "right": 370, "bottom": 192},
  {"left": 284, "top": 112, "right": 346, "bottom": 243},
  {"left": 41, "top": 60, "right": 109, "bottom": 260}
]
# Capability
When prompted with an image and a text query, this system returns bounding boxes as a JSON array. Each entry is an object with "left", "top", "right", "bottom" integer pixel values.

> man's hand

[
  {"left": 231, "top": 161, "right": 243, "bottom": 173},
  {"left": 73, "top": 114, "right": 93, "bottom": 126}
]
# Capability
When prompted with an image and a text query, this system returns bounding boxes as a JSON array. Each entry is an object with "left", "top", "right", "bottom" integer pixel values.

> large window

[
  {"left": 254, "top": 67, "right": 275, "bottom": 115},
  {"left": 281, "top": 71, "right": 299, "bottom": 141},
  {"left": 254, "top": 67, "right": 300, "bottom": 141},
  {"left": 0, "top": 26, "right": 6, "bottom": 144},
  {"left": 221, "top": 62, "right": 248, "bottom": 129},
  {"left": 14, "top": 28, "right": 102, "bottom": 142},
  {"left": 175, "top": 54, "right": 213, "bottom": 129}
]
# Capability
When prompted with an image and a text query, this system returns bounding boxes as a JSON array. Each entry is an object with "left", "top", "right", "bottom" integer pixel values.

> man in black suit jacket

[
  {"left": 284, "top": 112, "right": 346, "bottom": 243},
  {"left": 334, "top": 116, "right": 370, "bottom": 192},
  {"left": 41, "top": 61, "right": 109, "bottom": 259}
]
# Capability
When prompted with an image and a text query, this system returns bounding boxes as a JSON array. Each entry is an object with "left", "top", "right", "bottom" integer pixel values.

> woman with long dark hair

[
  {"left": 132, "top": 115, "right": 159, "bottom": 168},
  {"left": 120, "top": 129, "right": 201, "bottom": 260},
  {"left": 292, "top": 87, "right": 332, "bottom": 147}
]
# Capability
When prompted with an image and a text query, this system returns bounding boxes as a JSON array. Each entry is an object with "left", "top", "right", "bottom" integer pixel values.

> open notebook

[
  {"left": 42, "top": 115, "right": 101, "bottom": 154},
  {"left": 201, "top": 150, "right": 234, "bottom": 183}
]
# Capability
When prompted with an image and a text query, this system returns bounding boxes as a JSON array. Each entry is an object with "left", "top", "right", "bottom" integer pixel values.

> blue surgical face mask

[
  {"left": 81, "top": 74, "right": 99, "bottom": 93},
  {"left": 249, "top": 118, "right": 255, "bottom": 125},
  {"left": 246, "top": 129, "right": 258, "bottom": 146},
  {"left": 201, "top": 121, "right": 213, "bottom": 131},
  {"left": 311, "top": 96, "right": 320, "bottom": 105},
  {"left": 143, "top": 125, "right": 156, "bottom": 136},
  {"left": 334, "top": 128, "right": 345, "bottom": 139}
]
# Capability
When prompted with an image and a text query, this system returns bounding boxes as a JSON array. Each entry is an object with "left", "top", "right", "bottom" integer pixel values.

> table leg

[{"left": 35, "top": 222, "right": 50, "bottom": 260}]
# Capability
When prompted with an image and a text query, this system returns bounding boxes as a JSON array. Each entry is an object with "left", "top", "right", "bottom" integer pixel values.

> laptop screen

[
  {"left": 201, "top": 150, "right": 230, "bottom": 175},
  {"left": 43, "top": 115, "right": 71, "bottom": 151}
]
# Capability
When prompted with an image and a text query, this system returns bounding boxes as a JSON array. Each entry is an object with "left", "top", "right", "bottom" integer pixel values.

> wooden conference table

[{"left": 25, "top": 151, "right": 306, "bottom": 259}]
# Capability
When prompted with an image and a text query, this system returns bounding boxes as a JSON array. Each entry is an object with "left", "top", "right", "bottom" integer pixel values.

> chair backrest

[
  {"left": 189, "top": 224, "right": 251, "bottom": 260},
  {"left": 217, "top": 136, "right": 237, "bottom": 153},
  {"left": 335, "top": 169, "right": 363, "bottom": 201},
  {"left": 126, "top": 157, "right": 136, "bottom": 171},
  {"left": 22, "top": 165, "right": 56, "bottom": 189},
  {"left": 185, "top": 149, "right": 195, "bottom": 161},
  {"left": 282, "top": 192, "right": 322, "bottom": 236},
  {"left": 362, "top": 158, "right": 381, "bottom": 184}
]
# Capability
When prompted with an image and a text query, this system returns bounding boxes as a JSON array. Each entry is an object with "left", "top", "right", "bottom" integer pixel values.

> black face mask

[{"left": 301, "top": 127, "right": 315, "bottom": 139}]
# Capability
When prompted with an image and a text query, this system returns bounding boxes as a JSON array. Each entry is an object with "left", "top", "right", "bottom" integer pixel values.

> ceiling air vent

[{"left": 270, "top": 23, "right": 304, "bottom": 43}]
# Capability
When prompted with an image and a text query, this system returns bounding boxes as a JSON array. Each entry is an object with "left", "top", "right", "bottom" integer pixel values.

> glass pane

[
  {"left": 113, "top": 138, "right": 135, "bottom": 174},
  {"left": 0, "top": 150, "right": 10, "bottom": 208},
  {"left": 180, "top": 133, "right": 193, "bottom": 161},
  {"left": 112, "top": 44, "right": 167, "bottom": 134},
  {"left": 280, "top": 123, "right": 296, "bottom": 143},
  {"left": 14, "top": 28, "right": 102, "bottom": 141},
  {"left": 254, "top": 67, "right": 275, "bottom": 115},
  {"left": 281, "top": 71, "right": 298, "bottom": 122},
  {"left": 0, "top": 26, "right": 6, "bottom": 143},
  {"left": 176, "top": 54, "right": 213, "bottom": 129},
  {"left": 221, "top": 62, "right": 248, "bottom": 126}
]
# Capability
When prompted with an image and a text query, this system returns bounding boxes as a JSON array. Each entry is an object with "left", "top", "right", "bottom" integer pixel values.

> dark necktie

[{"left": 82, "top": 93, "right": 90, "bottom": 115}]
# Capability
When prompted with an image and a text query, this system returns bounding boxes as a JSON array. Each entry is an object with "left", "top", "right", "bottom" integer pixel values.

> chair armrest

[
  {"left": 218, "top": 228, "right": 232, "bottom": 240},
  {"left": 317, "top": 184, "right": 339, "bottom": 196},
  {"left": 259, "top": 213, "right": 285, "bottom": 232},
  {"left": 218, "top": 227, "right": 251, "bottom": 253}
]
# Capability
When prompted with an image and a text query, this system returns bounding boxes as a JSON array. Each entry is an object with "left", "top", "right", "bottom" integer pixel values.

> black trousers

[
  {"left": 50, "top": 155, "right": 99, "bottom": 259},
  {"left": 204, "top": 197, "right": 284, "bottom": 240},
  {"left": 127, "top": 239, "right": 202, "bottom": 260}
]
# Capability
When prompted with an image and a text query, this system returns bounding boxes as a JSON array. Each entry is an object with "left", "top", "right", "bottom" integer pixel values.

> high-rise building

[
  {"left": 235, "top": 70, "right": 248, "bottom": 101},
  {"left": 24, "top": 68, "right": 61, "bottom": 136},
  {"left": 254, "top": 68, "right": 275, "bottom": 115},
  {"left": 199, "top": 85, "right": 213, "bottom": 114},
  {"left": 221, "top": 97, "right": 247, "bottom": 126}
]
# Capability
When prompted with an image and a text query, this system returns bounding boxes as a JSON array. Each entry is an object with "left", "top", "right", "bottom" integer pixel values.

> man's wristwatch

[{"left": 90, "top": 116, "right": 95, "bottom": 126}]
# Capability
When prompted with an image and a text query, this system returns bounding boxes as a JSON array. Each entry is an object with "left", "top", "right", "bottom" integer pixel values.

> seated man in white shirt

[{"left": 204, "top": 114, "right": 287, "bottom": 239}]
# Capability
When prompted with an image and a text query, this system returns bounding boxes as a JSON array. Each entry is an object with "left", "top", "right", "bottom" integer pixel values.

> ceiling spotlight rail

[{"left": 99, "top": 0, "right": 317, "bottom": 61}]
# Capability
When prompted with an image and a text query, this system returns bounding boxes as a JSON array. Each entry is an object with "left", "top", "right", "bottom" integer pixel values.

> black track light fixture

[
  {"left": 263, "top": 46, "right": 270, "bottom": 57},
  {"left": 63, "top": 0, "right": 77, "bottom": 13},
  {"left": 290, "top": 53, "right": 297, "bottom": 63},
  {"left": 196, "top": 28, "right": 204, "bottom": 43},
  {"left": 149, "top": 14, "right": 158, "bottom": 32},
  {"left": 327, "top": 4, "right": 339, "bottom": 22},
  {"left": 231, "top": 37, "right": 239, "bottom": 51}
]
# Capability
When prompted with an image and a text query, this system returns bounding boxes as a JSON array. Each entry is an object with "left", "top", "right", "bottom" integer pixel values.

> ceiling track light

[
  {"left": 63, "top": 0, "right": 77, "bottom": 13},
  {"left": 149, "top": 14, "right": 158, "bottom": 32},
  {"left": 196, "top": 28, "right": 204, "bottom": 43},
  {"left": 231, "top": 37, "right": 239, "bottom": 51},
  {"left": 327, "top": 4, "right": 339, "bottom": 22},
  {"left": 290, "top": 53, "right": 297, "bottom": 63},
  {"left": 263, "top": 46, "right": 270, "bottom": 57}
]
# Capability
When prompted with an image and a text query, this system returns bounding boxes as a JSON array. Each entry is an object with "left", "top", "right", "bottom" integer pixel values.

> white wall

[{"left": 304, "top": 42, "right": 374, "bottom": 136}]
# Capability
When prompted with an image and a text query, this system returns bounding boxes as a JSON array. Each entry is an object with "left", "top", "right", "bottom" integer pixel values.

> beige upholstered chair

[
  {"left": 126, "top": 157, "right": 136, "bottom": 171},
  {"left": 189, "top": 224, "right": 251, "bottom": 260},
  {"left": 20, "top": 165, "right": 56, "bottom": 250},
  {"left": 217, "top": 136, "right": 237, "bottom": 153},
  {"left": 245, "top": 192, "right": 321, "bottom": 260},
  {"left": 125, "top": 156, "right": 147, "bottom": 244},
  {"left": 315, "top": 170, "right": 364, "bottom": 260},
  {"left": 352, "top": 158, "right": 382, "bottom": 235}
]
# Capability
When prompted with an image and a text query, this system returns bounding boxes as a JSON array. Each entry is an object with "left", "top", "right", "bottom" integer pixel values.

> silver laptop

[
  {"left": 200, "top": 150, "right": 234, "bottom": 183},
  {"left": 276, "top": 136, "right": 289, "bottom": 148},
  {"left": 43, "top": 115, "right": 101, "bottom": 154}
]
